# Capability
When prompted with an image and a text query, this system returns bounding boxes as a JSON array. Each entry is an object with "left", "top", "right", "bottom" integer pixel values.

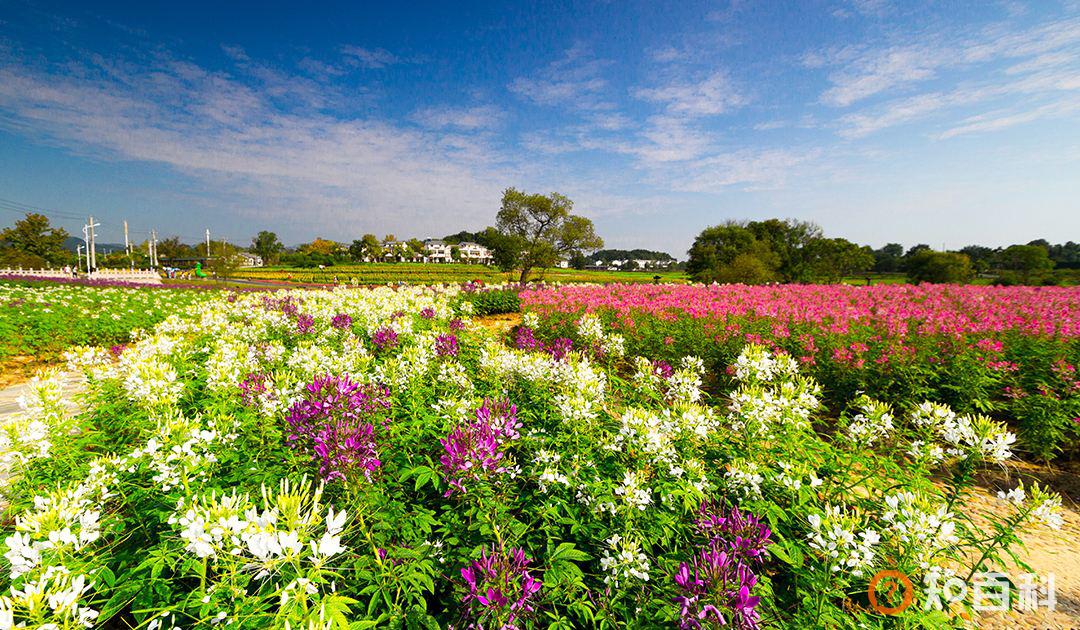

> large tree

[
  {"left": 251, "top": 231, "right": 284, "bottom": 265},
  {"left": 685, "top": 221, "right": 779, "bottom": 284},
  {"left": 806, "top": 237, "right": 874, "bottom": 283},
  {"left": 746, "top": 218, "right": 822, "bottom": 282},
  {"left": 494, "top": 188, "right": 603, "bottom": 282},
  {"left": 0, "top": 212, "right": 69, "bottom": 267},
  {"left": 906, "top": 251, "right": 974, "bottom": 284},
  {"left": 1000, "top": 244, "right": 1054, "bottom": 283}
]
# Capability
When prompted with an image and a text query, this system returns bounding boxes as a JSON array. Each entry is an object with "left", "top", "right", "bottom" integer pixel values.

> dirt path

[{"left": 472, "top": 312, "right": 522, "bottom": 335}]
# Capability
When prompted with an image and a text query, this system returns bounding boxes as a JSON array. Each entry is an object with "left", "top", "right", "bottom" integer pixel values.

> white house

[
  {"left": 237, "top": 252, "right": 264, "bottom": 267},
  {"left": 458, "top": 241, "right": 493, "bottom": 265},
  {"left": 423, "top": 239, "right": 453, "bottom": 263}
]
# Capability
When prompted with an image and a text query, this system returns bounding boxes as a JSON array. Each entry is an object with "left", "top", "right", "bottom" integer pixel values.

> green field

[{"left": 231, "top": 263, "right": 687, "bottom": 285}]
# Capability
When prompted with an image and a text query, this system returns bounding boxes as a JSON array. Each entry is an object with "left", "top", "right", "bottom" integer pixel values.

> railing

[{"left": 0, "top": 268, "right": 163, "bottom": 285}]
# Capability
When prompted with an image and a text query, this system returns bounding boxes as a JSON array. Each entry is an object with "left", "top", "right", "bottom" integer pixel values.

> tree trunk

[{"left": 519, "top": 267, "right": 531, "bottom": 283}]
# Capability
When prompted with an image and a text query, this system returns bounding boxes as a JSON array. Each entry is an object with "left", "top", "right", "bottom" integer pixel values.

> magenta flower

[
  {"left": 296, "top": 313, "right": 316, "bottom": 334},
  {"left": 285, "top": 374, "right": 391, "bottom": 482},
  {"left": 371, "top": 326, "right": 399, "bottom": 351},
  {"left": 331, "top": 313, "right": 353, "bottom": 330},
  {"left": 449, "top": 318, "right": 466, "bottom": 331},
  {"left": 238, "top": 372, "right": 269, "bottom": 407},
  {"left": 673, "top": 503, "right": 769, "bottom": 629},
  {"left": 420, "top": 307, "right": 436, "bottom": 319},
  {"left": 513, "top": 326, "right": 542, "bottom": 351},
  {"left": 459, "top": 545, "right": 542, "bottom": 629},
  {"left": 440, "top": 399, "right": 521, "bottom": 496},
  {"left": 436, "top": 333, "right": 459, "bottom": 357},
  {"left": 546, "top": 337, "right": 573, "bottom": 361}
]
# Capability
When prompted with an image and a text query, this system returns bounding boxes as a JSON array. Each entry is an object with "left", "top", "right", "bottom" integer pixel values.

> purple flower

[
  {"left": 449, "top": 318, "right": 466, "bottom": 331},
  {"left": 285, "top": 374, "right": 391, "bottom": 482},
  {"left": 652, "top": 360, "right": 674, "bottom": 380},
  {"left": 674, "top": 503, "right": 769, "bottom": 629},
  {"left": 546, "top": 338, "right": 573, "bottom": 361},
  {"left": 331, "top": 313, "right": 353, "bottom": 330},
  {"left": 696, "top": 502, "right": 772, "bottom": 565},
  {"left": 513, "top": 326, "right": 542, "bottom": 351},
  {"left": 371, "top": 326, "right": 399, "bottom": 351},
  {"left": 239, "top": 372, "right": 270, "bottom": 406},
  {"left": 436, "top": 333, "right": 459, "bottom": 357},
  {"left": 109, "top": 344, "right": 127, "bottom": 358},
  {"left": 296, "top": 313, "right": 316, "bottom": 334},
  {"left": 420, "top": 307, "right": 436, "bottom": 319},
  {"left": 440, "top": 399, "right": 521, "bottom": 496},
  {"left": 459, "top": 545, "right": 542, "bottom": 629}
]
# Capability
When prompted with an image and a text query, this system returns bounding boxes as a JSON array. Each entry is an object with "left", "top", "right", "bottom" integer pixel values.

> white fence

[{"left": 0, "top": 268, "right": 163, "bottom": 285}]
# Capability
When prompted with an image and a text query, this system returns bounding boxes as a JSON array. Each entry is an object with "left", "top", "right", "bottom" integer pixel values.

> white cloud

[
  {"left": 410, "top": 105, "right": 504, "bottom": 130},
  {"left": 813, "top": 16, "right": 1080, "bottom": 107},
  {"left": 340, "top": 46, "right": 401, "bottom": 69},
  {"left": 508, "top": 43, "right": 613, "bottom": 109},
  {"left": 634, "top": 70, "right": 748, "bottom": 116},
  {"left": 0, "top": 53, "right": 507, "bottom": 237}
]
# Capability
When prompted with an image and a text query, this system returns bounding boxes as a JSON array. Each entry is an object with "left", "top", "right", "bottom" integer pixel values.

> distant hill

[{"left": 63, "top": 236, "right": 126, "bottom": 253}]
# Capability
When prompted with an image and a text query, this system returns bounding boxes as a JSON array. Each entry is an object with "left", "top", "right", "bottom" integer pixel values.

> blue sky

[{"left": 0, "top": 0, "right": 1077, "bottom": 256}]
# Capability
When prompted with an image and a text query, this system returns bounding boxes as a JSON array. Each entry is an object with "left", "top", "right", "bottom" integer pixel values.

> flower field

[
  {"left": 522, "top": 284, "right": 1080, "bottom": 461},
  {"left": 231, "top": 264, "right": 685, "bottom": 286},
  {"left": 0, "top": 280, "right": 213, "bottom": 376},
  {"left": 0, "top": 283, "right": 1067, "bottom": 628}
]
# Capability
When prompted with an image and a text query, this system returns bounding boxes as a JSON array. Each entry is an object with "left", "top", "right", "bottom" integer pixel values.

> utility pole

[
  {"left": 206, "top": 228, "right": 211, "bottom": 258},
  {"left": 124, "top": 220, "right": 133, "bottom": 269},
  {"left": 150, "top": 229, "right": 159, "bottom": 268},
  {"left": 85, "top": 216, "right": 100, "bottom": 272},
  {"left": 76, "top": 245, "right": 84, "bottom": 273}
]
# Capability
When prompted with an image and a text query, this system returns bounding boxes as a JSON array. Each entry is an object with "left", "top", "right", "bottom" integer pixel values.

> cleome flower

[{"left": 440, "top": 399, "right": 522, "bottom": 496}]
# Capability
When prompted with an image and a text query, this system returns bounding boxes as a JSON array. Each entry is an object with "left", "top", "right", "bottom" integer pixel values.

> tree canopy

[
  {"left": 494, "top": 188, "right": 603, "bottom": 281},
  {"left": 0, "top": 213, "right": 70, "bottom": 267}
]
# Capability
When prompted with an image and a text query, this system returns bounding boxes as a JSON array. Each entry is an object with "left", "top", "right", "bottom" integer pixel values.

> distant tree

[
  {"left": 746, "top": 218, "right": 822, "bottom": 282},
  {"left": 905, "top": 244, "right": 932, "bottom": 258},
  {"left": 906, "top": 251, "right": 974, "bottom": 284},
  {"left": 156, "top": 237, "right": 196, "bottom": 261},
  {"left": 208, "top": 251, "right": 243, "bottom": 280},
  {"left": 713, "top": 253, "right": 779, "bottom": 284},
  {"left": 569, "top": 251, "right": 588, "bottom": 270},
  {"left": 300, "top": 238, "right": 340, "bottom": 257},
  {"left": 872, "top": 243, "right": 904, "bottom": 272},
  {"left": 1000, "top": 244, "right": 1054, "bottom": 283},
  {"left": 685, "top": 222, "right": 779, "bottom": 284},
  {"left": 958, "top": 245, "right": 996, "bottom": 273},
  {"left": 0, "top": 212, "right": 70, "bottom": 267},
  {"left": 450, "top": 245, "right": 461, "bottom": 262},
  {"left": 406, "top": 238, "right": 426, "bottom": 261},
  {"left": 495, "top": 188, "right": 603, "bottom": 282},
  {"left": 807, "top": 238, "right": 875, "bottom": 283},
  {"left": 252, "top": 231, "right": 284, "bottom": 265}
]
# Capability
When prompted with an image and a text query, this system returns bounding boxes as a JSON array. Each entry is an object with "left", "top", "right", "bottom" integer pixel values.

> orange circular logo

[{"left": 869, "top": 570, "right": 915, "bottom": 615}]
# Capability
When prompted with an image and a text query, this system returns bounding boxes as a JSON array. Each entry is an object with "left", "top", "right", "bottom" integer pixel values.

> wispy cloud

[
  {"left": 508, "top": 43, "right": 612, "bottom": 110},
  {"left": 634, "top": 70, "right": 748, "bottom": 116},
  {"left": 0, "top": 51, "right": 506, "bottom": 236},
  {"left": 410, "top": 104, "right": 504, "bottom": 130},
  {"left": 811, "top": 16, "right": 1080, "bottom": 108},
  {"left": 340, "top": 46, "right": 401, "bottom": 69}
]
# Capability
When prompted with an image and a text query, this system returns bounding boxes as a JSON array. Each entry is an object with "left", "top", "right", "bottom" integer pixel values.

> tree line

[{"left": 685, "top": 219, "right": 1078, "bottom": 285}]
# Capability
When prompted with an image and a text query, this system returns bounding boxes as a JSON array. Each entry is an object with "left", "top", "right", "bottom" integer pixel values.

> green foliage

[
  {"left": 0, "top": 212, "right": 70, "bottom": 267},
  {"left": 459, "top": 289, "right": 521, "bottom": 315},
  {"left": 251, "top": 231, "right": 284, "bottom": 265},
  {"left": 906, "top": 251, "right": 974, "bottom": 284},
  {"left": 495, "top": 188, "right": 604, "bottom": 282}
]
